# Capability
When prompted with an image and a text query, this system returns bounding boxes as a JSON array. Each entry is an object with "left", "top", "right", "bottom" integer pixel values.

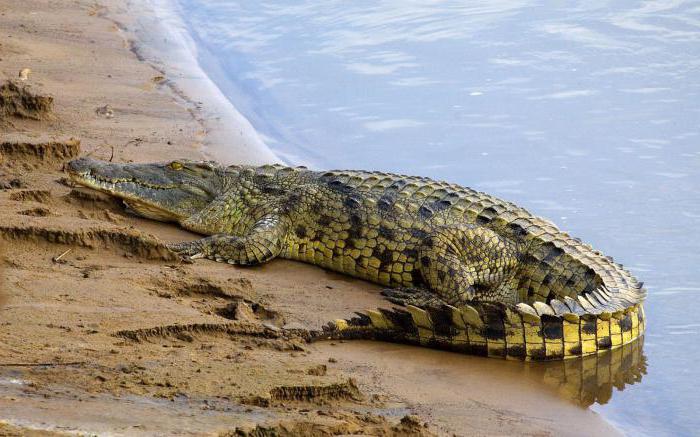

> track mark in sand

[
  {"left": 0, "top": 138, "right": 80, "bottom": 168},
  {"left": 17, "top": 207, "right": 54, "bottom": 217},
  {"left": 114, "top": 321, "right": 307, "bottom": 351},
  {"left": 62, "top": 188, "right": 121, "bottom": 210},
  {"left": 0, "top": 177, "right": 24, "bottom": 189},
  {"left": 149, "top": 272, "right": 286, "bottom": 327},
  {"left": 155, "top": 275, "right": 253, "bottom": 300},
  {"left": 62, "top": 188, "right": 126, "bottom": 223},
  {"left": 0, "top": 80, "right": 54, "bottom": 120},
  {"left": 241, "top": 379, "right": 363, "bottom": 407},
  {"left": 9, "top": 189, "right": 51, "bottom": 203},
  {"left": 306, "top": 364, "right": 328, "bottom": 376},
  {"left": 231, "top": 414, "right": 434, "bottom": 437},
  {"left": 0, "top": 138, "right": 79, "bottom": 190},
  {"left": 0, "top": 224, "right": 177, "bottom": 261},
  {"left": 215, "top": 299, "right": 285, "bottom": 327}
]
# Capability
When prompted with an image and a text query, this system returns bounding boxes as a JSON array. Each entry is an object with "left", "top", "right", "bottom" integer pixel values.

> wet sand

[{"left": 0, "top": 1, "right": 628, "bottom": 435}]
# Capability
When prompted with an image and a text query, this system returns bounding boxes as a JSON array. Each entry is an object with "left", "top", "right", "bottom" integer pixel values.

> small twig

[
  {"left": 0, "top": 361, "right": 85, "bottom": 367},
  {"left": 52, "top": 248, "right": 72, "bottom": 262},
  {"left": 109, "top": 145, "right": 115, "bottom": 162}
]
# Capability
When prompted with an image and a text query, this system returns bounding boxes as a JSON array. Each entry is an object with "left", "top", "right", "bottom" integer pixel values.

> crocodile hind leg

[
  {"left": 416, "top": 225, "right": 521, "bottom": 305},
  {"left": 348, "top": 226, "right": 522, "bottom": 354},
  {"left": 168, "top": 214, "right": 289, "bottom": 265}
]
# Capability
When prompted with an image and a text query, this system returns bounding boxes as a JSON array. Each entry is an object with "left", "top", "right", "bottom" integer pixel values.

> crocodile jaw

[
  {"left": 66, "top": 157, "right": 217, "bottom": 223},
  {"left": 68, "top": 168, "right": 184, "bottom": 221}
]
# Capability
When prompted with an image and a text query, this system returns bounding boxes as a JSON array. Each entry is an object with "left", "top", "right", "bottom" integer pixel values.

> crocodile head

[{"left": 66, "top": 157, "right": 221, "bottom": 223}]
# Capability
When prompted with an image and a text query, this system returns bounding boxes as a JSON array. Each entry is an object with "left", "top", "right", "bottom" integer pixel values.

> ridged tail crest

[{"left": 317, "top": 298, "right": 645, "bottom": 360}]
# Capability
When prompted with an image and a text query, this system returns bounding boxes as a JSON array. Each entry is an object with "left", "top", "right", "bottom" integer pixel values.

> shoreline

[
  {"left": 0, "top": 0, "right": 623, "bottom": 435},
  {"left": 118, "top": 0, "right": 280, "bottom": 165}
]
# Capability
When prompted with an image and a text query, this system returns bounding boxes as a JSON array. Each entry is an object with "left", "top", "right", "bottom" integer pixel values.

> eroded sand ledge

[{"left": 0, "top": 1, "right": 622, "bottom": 435}]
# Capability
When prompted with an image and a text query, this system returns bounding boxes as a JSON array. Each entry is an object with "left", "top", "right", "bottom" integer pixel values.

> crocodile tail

[
  {"left": 315, "top": 294, "right": 645, "bottom": 361},
  {"left": 312, "top": 217, "right": 647, "bottom": 360},
  {"left": 312, "top": 306, "right": 647, "bottom": 403}
]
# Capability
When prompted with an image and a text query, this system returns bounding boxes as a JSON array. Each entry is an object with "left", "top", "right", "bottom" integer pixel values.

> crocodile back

[{"left": 304, "top": 169, "right": 646, "bottom": 311}]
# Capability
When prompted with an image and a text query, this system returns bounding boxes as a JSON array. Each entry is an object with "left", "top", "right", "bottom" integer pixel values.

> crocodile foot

[{"left": 166, "top": 240, "right": 206, "bottom": 262}]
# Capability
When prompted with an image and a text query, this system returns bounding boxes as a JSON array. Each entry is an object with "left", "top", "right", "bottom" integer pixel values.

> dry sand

[{"left": 0, "top": 1, "right": 630, "bottom": 435}]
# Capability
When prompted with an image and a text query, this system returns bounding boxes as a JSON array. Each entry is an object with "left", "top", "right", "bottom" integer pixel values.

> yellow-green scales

[{"left": 67, "top": 158, "right": 647, "bottom": 361}]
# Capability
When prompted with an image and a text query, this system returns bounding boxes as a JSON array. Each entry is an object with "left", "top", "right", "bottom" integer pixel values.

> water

[{"left": 173, "top": 1, "right": 700, "bottom": 435}]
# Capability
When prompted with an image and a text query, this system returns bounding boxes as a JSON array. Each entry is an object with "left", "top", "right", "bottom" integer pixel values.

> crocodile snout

[{"left": 66, "top": 157, "right": 98, "bottom": 175}]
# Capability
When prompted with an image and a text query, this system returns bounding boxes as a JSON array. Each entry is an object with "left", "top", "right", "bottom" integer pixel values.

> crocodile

[{"left": 66, "top": 157, "right": 646, "bottom": 360}]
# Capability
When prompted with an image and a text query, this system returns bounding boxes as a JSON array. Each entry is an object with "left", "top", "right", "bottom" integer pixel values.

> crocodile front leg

[{"left": 168, "top": 214, "right": 289, "bottom": 265}]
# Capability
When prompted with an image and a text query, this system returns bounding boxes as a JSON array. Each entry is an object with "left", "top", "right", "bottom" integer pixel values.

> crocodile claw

[{"left": 166, "top": 241, "right": 206, "bottom": 263}]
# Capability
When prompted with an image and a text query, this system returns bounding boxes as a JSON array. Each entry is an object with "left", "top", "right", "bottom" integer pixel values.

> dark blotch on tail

[
  {"left": 482, "top": 304, "right": 506, "bottom": 341},
  {"left": 541, "top": 314, "right": 563, "bottom": 340}
]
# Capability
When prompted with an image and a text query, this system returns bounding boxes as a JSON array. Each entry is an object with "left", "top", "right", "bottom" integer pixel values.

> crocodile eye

[{"left": 169, "top": 161, "right": 183, "bottom": 170}]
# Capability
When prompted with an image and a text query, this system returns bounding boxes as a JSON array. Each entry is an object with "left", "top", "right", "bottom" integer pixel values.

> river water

[{"left": 173, "top": 1, "right": 700, "bottom": 435}]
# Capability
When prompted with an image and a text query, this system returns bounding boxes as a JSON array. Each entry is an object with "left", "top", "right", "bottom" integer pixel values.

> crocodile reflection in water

[{"left": 538, "top": 337, "right": 646, "bottom": 407}]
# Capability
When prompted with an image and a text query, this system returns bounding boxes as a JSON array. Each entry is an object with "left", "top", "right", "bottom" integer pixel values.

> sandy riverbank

[{"left": 0, "top": 1, "right": 629, "bottom": 435}]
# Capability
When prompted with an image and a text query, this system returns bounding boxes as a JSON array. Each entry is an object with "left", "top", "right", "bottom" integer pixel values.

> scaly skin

[{"left": 67, "top": 157, "right": 646, "bottom": 360}]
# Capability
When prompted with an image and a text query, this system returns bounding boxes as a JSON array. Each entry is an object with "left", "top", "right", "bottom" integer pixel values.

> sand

[{"left": 0, "top": 1, "right": 624, "bottom": 435}]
